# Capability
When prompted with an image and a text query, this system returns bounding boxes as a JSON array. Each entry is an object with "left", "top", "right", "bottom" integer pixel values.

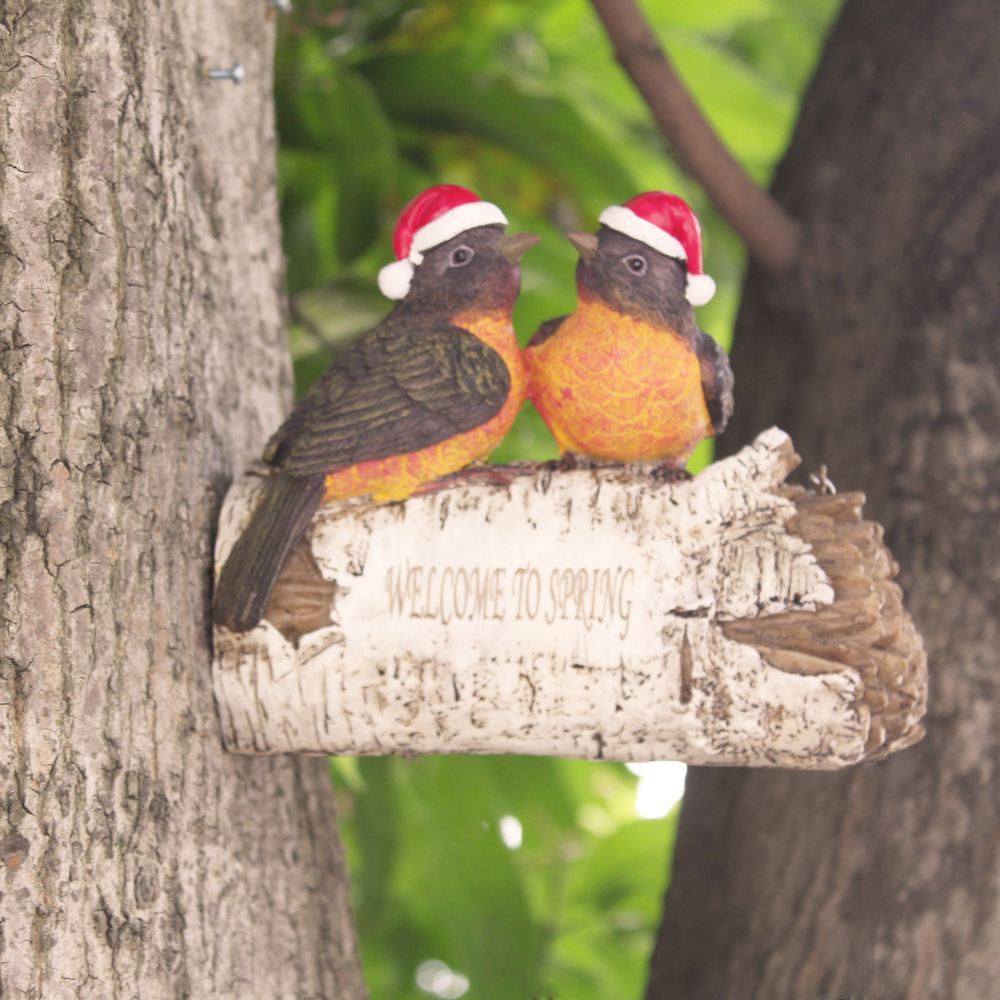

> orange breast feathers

[
  {"left": 525, "top": 296, "right": 712, "bottom": 464},
  {"left": 323, "top": 310, "right": 527, "bottom": 503}
]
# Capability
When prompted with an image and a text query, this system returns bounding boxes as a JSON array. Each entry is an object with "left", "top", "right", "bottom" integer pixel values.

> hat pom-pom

[
  {"left": 685, "top": 273, "right": 716, "bottom": 307},
  {"left": 378, "top": 259, "right": 415, "bottom": 300}
]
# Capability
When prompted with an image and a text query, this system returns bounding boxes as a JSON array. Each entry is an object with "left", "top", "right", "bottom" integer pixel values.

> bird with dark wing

[
  {"left": 214, "top": 185, "right": 538, "bottom": 632},
  {"left": 525, "top": 191, "right": 733, "bottom": 467}
]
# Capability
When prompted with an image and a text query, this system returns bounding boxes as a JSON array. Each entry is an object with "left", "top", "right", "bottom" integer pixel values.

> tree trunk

[
  {"left": 0, "top": 2, "right": 366, "bottom": 997},
  {"left": 646, "top": 2, "right": 1000, "bottom": 998}
]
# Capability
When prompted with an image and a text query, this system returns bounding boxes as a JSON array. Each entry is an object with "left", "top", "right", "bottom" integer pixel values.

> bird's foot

[
  {"left": 650, "top": 461, "right": 691, "bottom": 484},
  {"left": 416, "top": 463, "right": 538, "bottom": 496},
  {"left": 553, "top": 452, "right": 581, "bottom": 472},
  {"left": 543, "top": 452, "right": 605, "bottom": 472}
]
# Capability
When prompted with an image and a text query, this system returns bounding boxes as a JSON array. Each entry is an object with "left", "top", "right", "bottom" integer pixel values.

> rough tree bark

[
  {"left": 0, "top": 2, "right": 366, "bottom": 997},
  {"left": 647, "top": 1, "right": 1000, "bottom": 998}
]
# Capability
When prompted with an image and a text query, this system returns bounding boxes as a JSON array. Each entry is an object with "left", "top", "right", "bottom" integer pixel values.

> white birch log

[{"left": 212, "top": 428, "right": 927, "bottom": 768}]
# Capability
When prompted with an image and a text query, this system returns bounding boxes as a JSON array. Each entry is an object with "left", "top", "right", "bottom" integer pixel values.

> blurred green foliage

[
  {"left": 274, "top": 0, "right": 839, "bottom": 995},
  {"left": 332, "top": 756, "right": 678, "bottom": 999}
]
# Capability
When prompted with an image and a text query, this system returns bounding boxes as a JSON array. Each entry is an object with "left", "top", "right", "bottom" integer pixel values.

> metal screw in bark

[{"left": 206, "top": 62, "right": 246, "bottom": 85}]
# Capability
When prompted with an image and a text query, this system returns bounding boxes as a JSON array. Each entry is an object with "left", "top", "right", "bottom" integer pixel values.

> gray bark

[
  {"left": 647, "top": 1, "right": 1000, "bottom": 998},
  {"left": 0, "top": 2, "right": 366, "bottom": 997}
]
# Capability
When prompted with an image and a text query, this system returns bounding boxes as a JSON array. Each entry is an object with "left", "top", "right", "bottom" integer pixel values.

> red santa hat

[
  {"left": 377, "top": 184, "right": 508, "bottom": 300},
  {"left": 597, "top": 192, "right": 716, "bottom": 306}
]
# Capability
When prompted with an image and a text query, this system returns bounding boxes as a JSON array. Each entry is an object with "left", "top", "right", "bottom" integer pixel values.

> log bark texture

[
  {"left": 0, "top": 3, "right": 365, "bottom": 997},
  {"left": 647, "top": 1, "right": 1000, "bottom": 998},
  {"left": 212, "top": 430, "right": 925, "bottom": 767}
]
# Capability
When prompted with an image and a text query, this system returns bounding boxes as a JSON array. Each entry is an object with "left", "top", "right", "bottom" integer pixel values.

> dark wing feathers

[
  {"left": 265, "top": 322, "right": 511, "bottom": 477},
  {"left": 212, "top": 472, "right": 327, "bottom": 631},
  {"left": 527, "top": 315, "right": 568, "bottom": 349},
  {"left": 695, "top": 330, "right": 735, "bottom": 435}
]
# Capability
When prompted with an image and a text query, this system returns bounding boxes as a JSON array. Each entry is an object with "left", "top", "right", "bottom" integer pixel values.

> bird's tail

[{"left": 213, "top": 472, "right": 327, "bottom": 632}]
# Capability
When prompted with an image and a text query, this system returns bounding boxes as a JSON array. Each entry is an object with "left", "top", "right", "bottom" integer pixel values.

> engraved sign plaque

[{"left": 212, "top": 429, "right": 927, "bottom": 767}]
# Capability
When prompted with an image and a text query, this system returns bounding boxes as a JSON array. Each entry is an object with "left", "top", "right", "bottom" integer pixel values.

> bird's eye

[
  {"left": 450, "top": 245, "right": 475, "bottom": 267},
  {"left": 623, "top": 254, "right": 647, "bottom": 275}
]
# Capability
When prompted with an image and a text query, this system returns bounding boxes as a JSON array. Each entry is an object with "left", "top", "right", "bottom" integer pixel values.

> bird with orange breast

[
  {"left": 525, "top": 192, "right": 733, "bottom": 468},
  {"left": 214, "top": 184, "right": 538, "bottom": 632}
]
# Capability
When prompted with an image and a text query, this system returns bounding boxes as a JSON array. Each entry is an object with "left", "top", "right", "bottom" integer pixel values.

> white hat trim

[
  {"left": 378, "top": 200, "right": 508, "bottom": 300},
  {"left": 378, "top": 258, "right": 415, "bottom": 300},
  {"left": 598, "top": 205, "right": 687, "bottom": 262},
  {"left": 685, "top": 273, "right": 716, "bottom": 307},
  {"left": 409, "top": 201, "right": 508, "bottom": 262},
  {"left": 598, "top": 204, "right": 715, "bottom": 306}
]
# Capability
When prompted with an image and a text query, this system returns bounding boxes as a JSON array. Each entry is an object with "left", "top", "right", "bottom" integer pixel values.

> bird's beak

[
  {"left": 497, "top": 232, "right": 541, "bottom": 264},
  {"left": 567, "top": 232, "right": 599, "bottom": 264}
]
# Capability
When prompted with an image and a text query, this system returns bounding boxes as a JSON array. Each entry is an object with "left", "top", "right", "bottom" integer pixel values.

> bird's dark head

[
  {"left": 570, "top": 226, "right": 693, "bottom": 331},
  {"left": 404, "top": 225, "right": 539, "bottom": 316}
]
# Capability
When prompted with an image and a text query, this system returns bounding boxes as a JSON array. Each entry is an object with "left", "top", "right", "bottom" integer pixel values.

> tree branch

[{"left": 588, "top": 0, "right": 802, "bottom": 273}]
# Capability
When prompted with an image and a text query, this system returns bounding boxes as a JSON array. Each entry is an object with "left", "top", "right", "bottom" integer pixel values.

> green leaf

[
  {"left": 359, "top": 52, "right": 635, "bottom": 206},
  {"left": 668, "top": 36, "right": 796, "bottom": 176},
  {"left": 545, "top": 814, "right": 679, "bottom": 998},
  {"left": 334, "top": 753, "right": 657, "bottom": 1000},
  {"left": 352, "top": 757, "right": 402, "bottom": 938},
  {"left": 279, "top": 148, "right": 342, "bottom": 293},
  {"left": 277, "top": 43, "right": 396, "bottom": 265},
  {"left": 385, "top": 757, "right": 546, "bottom": 999},
  {"left": 647, "top": 0, "right": 778, "bottom": 31}
]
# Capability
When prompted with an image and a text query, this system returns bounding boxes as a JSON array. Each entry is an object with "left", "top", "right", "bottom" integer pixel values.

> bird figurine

[
  {"left": 525, "top": 191, "right": 733, "bottom": 468},
  {"left": 214, "top": 184, "right": 538, "bottom": 632}
]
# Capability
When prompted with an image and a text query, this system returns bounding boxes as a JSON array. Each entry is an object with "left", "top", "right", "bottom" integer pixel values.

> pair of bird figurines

[{"left": 214, "top": 184, "right": 734, "bottom": 632}]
